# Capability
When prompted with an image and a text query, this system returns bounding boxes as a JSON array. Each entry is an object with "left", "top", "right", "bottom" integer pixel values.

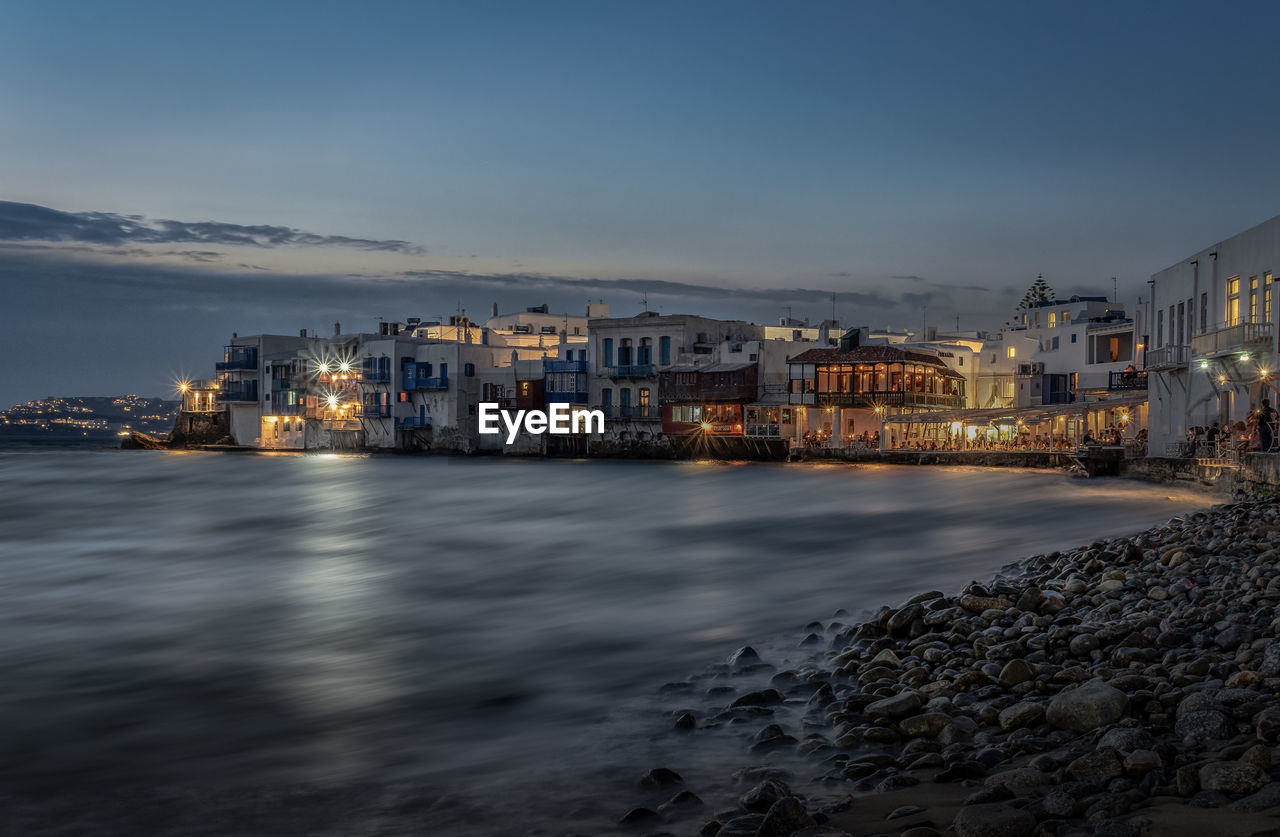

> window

[
  {"left": 1168, "top": 305, "right": 1175, "bottom": 342},
  {"left": 1071, "top": 333, "right": 1077, "bottom": 343},
  {"left": 637, "top": 338, "right": 652, "bottom": 366},
  {"left": 519, "top": 381, "right": 531, "bottom": 398},
  {"left": 1267, "top": 273, "right": 1274, "bottom": 322},
  {"left": 1250, "top": 277, "right": 1259, "bottom": 322},
  {"left": 601, "top": 388, "right": 613, "bottom": 407},
  {"left": 464, "top": 363, "right": 475, "bottom": 377},
  {"left": 1006, "top": 346, "right": 1016, "bottom": 358},
  {"left": 1177, "top": 301, "right": 1184, "bottom": 345},
  {"left": 1201, "top": 292, "right": 1208, "bottom": 331},
  {"left": 602, "top": 338, "right": 613, "bottom": 367},
  {"left": 1156, "top": 310, "right": 1164, "bottom": 347},
  {"left": 659, "top": 336, "right": 671, "bottom": 366},
  {"left": 1227, "top": 276, "right": 1241, "bottom": 326},
  {"left": 958, "top": 356, "right": 964, "bottom": 366},
  {"left": 617, "top": 338, "right": 633, "bottom": 366},
  {"left": 1062, "top": 311, "right": 1070, "bottom": 324},
  {"left": 639, "top": 388, "right": 650, "bottom": 408},
  {"left": 1051, "top": 336, "right": 1059, "bottom": 350},
  {"left": 1048, "top": 312, "right": 1057, "bottom": 328}
]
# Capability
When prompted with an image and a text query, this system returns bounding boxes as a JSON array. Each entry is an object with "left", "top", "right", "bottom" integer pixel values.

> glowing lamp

[
  {"left": 699, "top": 421, "right": 712, "bottom": 431},
  {"left": 327, "top": 395, "right": 339, "bottom": 408}
]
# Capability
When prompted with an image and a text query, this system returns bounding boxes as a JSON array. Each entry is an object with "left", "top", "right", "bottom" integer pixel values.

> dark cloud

[
  {"left": 890, "top": 274, "right": 927, "bottom": 282},
  {"left": 0, "top": 200, "right": 425, "bottom": 254}
]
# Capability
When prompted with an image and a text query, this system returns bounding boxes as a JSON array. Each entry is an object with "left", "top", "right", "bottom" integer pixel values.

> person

[{"left": 1261, "top": 400, "right": 1277, "bottom": 452}]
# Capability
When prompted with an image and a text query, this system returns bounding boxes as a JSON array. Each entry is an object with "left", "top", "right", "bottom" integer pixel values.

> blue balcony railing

[
  {"left": 417, "top": 376, "right": 448, "bottom": 390},
  {"left": 217, "top": 381, "right": 259, "bottom": 402},
  {"left": 362, "top": 359, "right": 392, "bottom": 383},
  {"left": 396, "top": 416, "right": 431, "bottom": 429},
  {"left": 601, "top": 405, "right": 660, "bottom": 419},
  {"left": 544, "top": 359, "right": 589, "bottom": 374},
  {"left": 216, "top": 346, "right": 258, "bottom": 371},
  {"left": 364, "top": 404, "right": 392, "bottom": 418},
  {"left": 605, "top": 364, "right": 654, "bottom": 379}
]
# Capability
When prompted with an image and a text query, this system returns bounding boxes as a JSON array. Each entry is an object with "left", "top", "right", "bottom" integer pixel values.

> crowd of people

[{"left": 1183, "top": 398, "right": 1279, "bottom": 457}]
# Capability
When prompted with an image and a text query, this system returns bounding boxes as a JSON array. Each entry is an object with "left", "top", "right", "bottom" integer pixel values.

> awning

[{"left": 880, "top": 393, "right": 1147, "bottom": 426}]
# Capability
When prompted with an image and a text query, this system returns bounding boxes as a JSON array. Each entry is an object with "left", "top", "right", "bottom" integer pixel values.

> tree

[{"left": 1018, "top": 274, "right": 1055, "bottom": 310}]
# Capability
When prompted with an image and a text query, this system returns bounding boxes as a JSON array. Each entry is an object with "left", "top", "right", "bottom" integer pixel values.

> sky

[{"left": 4, "top": 0, "right": 1280, "bottom": 404}]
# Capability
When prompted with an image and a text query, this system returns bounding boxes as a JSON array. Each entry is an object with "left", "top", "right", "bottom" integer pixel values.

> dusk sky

[{"left": 4, "top": 0, "right": 1280, "bottom": 405}]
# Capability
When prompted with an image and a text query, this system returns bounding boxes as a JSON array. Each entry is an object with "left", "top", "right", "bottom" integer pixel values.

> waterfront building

[
  {"left": 787, "top": 336, "right": 967, "bottom": 447},
  {"left": 1147, "top": 213, "right": 1280, "bottom": 455}
]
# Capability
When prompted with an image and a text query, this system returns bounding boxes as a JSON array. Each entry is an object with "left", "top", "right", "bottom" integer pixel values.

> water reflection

[{"left": 0, "top": 450, "right": 1214, "bottom": 833}]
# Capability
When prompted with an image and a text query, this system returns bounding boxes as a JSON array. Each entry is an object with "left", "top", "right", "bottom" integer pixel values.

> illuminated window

[
  {"left": 519, "top": 381, "right": 531, "bottom": 397},
  {"left": 1062, "top": 311, "right": 1070, "bottom": 324},
  {"left": 1048, "top": 312, "right": 1057, "bottom": 328},
  {"left": 639, "top": 388, "right": 650, "bottom": 408},
  {"left": 1266, "top": 273, "right": 1274, "bottom": 323},
  {"left": 1250, "top": 276, "right": 1259, "bottom": 322},
  {"left": 1006, "top": 346, "right": 1016, "bottom": 358},
  {"left": 1227, "top": 276, "right": 1241, "bottom": 326}
]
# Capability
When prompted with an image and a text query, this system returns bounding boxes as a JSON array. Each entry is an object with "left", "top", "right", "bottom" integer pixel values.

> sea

[{"left": 0, "top": 444, "right": 1214, "bottom": 835}]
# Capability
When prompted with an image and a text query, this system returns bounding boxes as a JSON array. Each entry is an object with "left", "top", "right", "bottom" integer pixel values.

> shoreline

[{"left": 622, "top": 493, "right": 1280, "bottom": 837}]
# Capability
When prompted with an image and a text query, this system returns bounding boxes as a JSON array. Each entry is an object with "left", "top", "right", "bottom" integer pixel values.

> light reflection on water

[{"left": 0, "top": 450, "right": 1213, "bottom": 833}]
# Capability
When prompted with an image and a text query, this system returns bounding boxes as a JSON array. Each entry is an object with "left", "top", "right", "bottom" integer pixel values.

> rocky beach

[{"left": 621, "top": 494, "right": 1280, "bottom": 837}]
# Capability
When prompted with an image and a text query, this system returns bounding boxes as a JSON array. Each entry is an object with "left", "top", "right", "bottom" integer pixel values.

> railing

[
  {"left": 1108, "top": 370, "right": 1148, "bottom": 391},
  {"left": 1191, "top": 320, "right": 1273, "bottom": 359},
  {"left": 1145, "top": 345, "right": 1189, "bottom": 369},
  {"left": 404, "top": 375, "right": 449, "bottom": 391},
  {"left": 605, "top": 364, "right": 655, "bottom": 379},
  {"left": 397, "top": 417, "right": 431, "bottom": 429},
  {"left": 814, "top": 391, "right": 964, "bottom": 408},
  {"left": 1043, "top": 390, "right": 1075, "bottom": 405},
  {"left": 364, "top": 404, "right": 392, "bottom": 418},
  {"left": 217, "top": 381, "right": 258, "bottom": 402},
  {"left": 601, "top": 405, "right": 661, "bottom": 419},
  {"left": 544, "top": 391, "right": 590, "bottom": 405},
  {"left": 745, "top": 424, "right": 782, "bottom": 438},
  {"left": 362, "top": 368, "right": 392, "bottom": 383},
  {"left": 216, "top": 346, "right": 258, "bottom": 371},
  {"left": 544, "top": 359, "right": 589, "bottom": 374}
]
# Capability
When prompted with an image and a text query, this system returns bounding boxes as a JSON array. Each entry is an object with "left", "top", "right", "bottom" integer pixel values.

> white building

[{"left": 1147, "top": 214, "right": 1279, "bottom": 454}]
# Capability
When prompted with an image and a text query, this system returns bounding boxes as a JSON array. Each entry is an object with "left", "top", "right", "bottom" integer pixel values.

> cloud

[{"left": 0, "top": 200, "right": 425, "bottom": 254}]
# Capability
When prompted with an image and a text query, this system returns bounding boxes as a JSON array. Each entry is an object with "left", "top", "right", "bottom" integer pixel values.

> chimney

[
  {"left": 491, "top": 302, "right": 499, "bottom": 318},
  {"left": 334, "top": 322, "right": 341, "bottom": 337},
  {"left": 299, "top": 328, "right": 306, "bottom": 338}
]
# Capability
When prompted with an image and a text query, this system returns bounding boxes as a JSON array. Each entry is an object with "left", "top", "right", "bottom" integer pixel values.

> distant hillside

[{"left": 0, "top": 395, "right": 179, "bottom": 438}]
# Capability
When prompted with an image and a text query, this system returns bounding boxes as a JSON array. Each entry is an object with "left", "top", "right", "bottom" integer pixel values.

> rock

[
  {"left": 1069, "top": 634, "right": 1100, "bottom": 656},
  {"left": 959, "top": 594, "right": 1014, "bottom": 613},
  {"left": 752, "top": 724, "right": 797, "bottom": 750},
  {"left": 1199, "top": 761, "right": 1269, "bottom": 795},
  {"left": 997, "top": 659, "right": 1037, "bottom": 688},
  {"left": 1256, "top": 706, "right": 1280, "bottom": 743},
  {"left": 1259, "top": 642, "right": 1280, "bottom": 676},
  {"left": 730, "top": 689, "right": 784, "bottom": 708},
  {"left": 997, "top": 701, "right": 1043, "bottom": 732},
  {"left": 716, "top": 813, "right": 766, "bottom": 836},
  {"left": 871, "top": 648, "right": 901, "bottom": 667},
  {"left": 740, "top": 778, "right": 791, "bottom": 813},
  {"left": 899, "top": 712, "right": 951, "bottom": 740},
  {"left": 1230, "top": 781, "right": 1280, "bottom": 813},
  {"left": 729, "top": 646, "right": 761, "bottom": 667},
  {"left": 757, "top": 796, "right": 814, "bottom": 837},
  {"left": 638, "top": 767, "right": 684, "bottom": 789},
  {"left": 1045, "top": 679, "right": 1129, "bottom": 732},
  {"left": 619, "top": 807, "right": 659, "bottom": 825},
  {"left": 1097, "top": 728, "right": 1155, "bottom": 753},
  {"left": 887, "top": 804, "right": 926, "bottom": 820},
  {"left": 951, "top": 802, "right": 1035, "bottom": 837},
  {"left": 1175, "top": 710, "right": 1234, "bottom": 741},
  {"left": 1241, "top": 743, "right": 1273, "bottom": 772},
  {"left": 866, "top": 691, "right": 923, "bottom": 719},
  {"left": 1123, "top": 749, "right": 1162, "bottom": 778},
  {"left": 983, "top": 768, "right": 1052, "bottom": 795},
  {"left": 674, "top": 711, "right": 696, "bottom": 731},
  {"left": 1066, "top": 748, "right": 1122, "bottom": 784}
]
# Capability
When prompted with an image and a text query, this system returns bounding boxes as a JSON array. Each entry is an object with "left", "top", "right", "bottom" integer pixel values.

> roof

[
  {"left": 880, "top": 393, "right": 1148, "bottom": 425},
  {"left": 788, "top": 346, "right": 953, "bottom": 369},
  {"left": 699, "top": 362, "right": 755, "bottom": 373}
]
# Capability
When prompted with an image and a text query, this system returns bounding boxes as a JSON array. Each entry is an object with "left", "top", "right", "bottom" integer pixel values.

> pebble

[{"left": 633, "top": 499, "right": 1280, "bottom": 837}]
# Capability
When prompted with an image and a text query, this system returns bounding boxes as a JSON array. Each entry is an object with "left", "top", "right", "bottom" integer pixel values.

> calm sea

[{"left": 0, "top": 448, "right": 1212, "bottom": 835}]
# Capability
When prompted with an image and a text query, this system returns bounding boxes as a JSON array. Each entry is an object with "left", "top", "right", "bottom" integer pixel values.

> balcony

[
  {"left": 216, "top": 346, "right": 258, "bottom": 371},
  {"left": 1145, "top": 344, "right": 1189, "bottom": 370},
  {"left": 544, "top": 359, "right": 588, "bottom": 374},
  {"left": 814, "top": 391, "right": 964, "bottom": 409},
  {"left": 362, "top": 359, "right": 392, "bottom": 383},
  {"left": 217, "top": 381, "right": 259, "bottom": 402},
  {"left": 403, "top": 374, "right": 449, "bottom": 391},
  {"left": 396, "top": 416, "right": 431, "bottom": 429},
  {"left": 364, "top": 404, "right": 392, "bottom": 418},
  {"left": 1191, "top": 320, "right": 1273, "bottom": 359},
  {"left": 1108, "top": 370, "right": 1148, "bottom": 391},
  {"left": 605, "top": 364, "right": 654, "bottom": 379}
]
